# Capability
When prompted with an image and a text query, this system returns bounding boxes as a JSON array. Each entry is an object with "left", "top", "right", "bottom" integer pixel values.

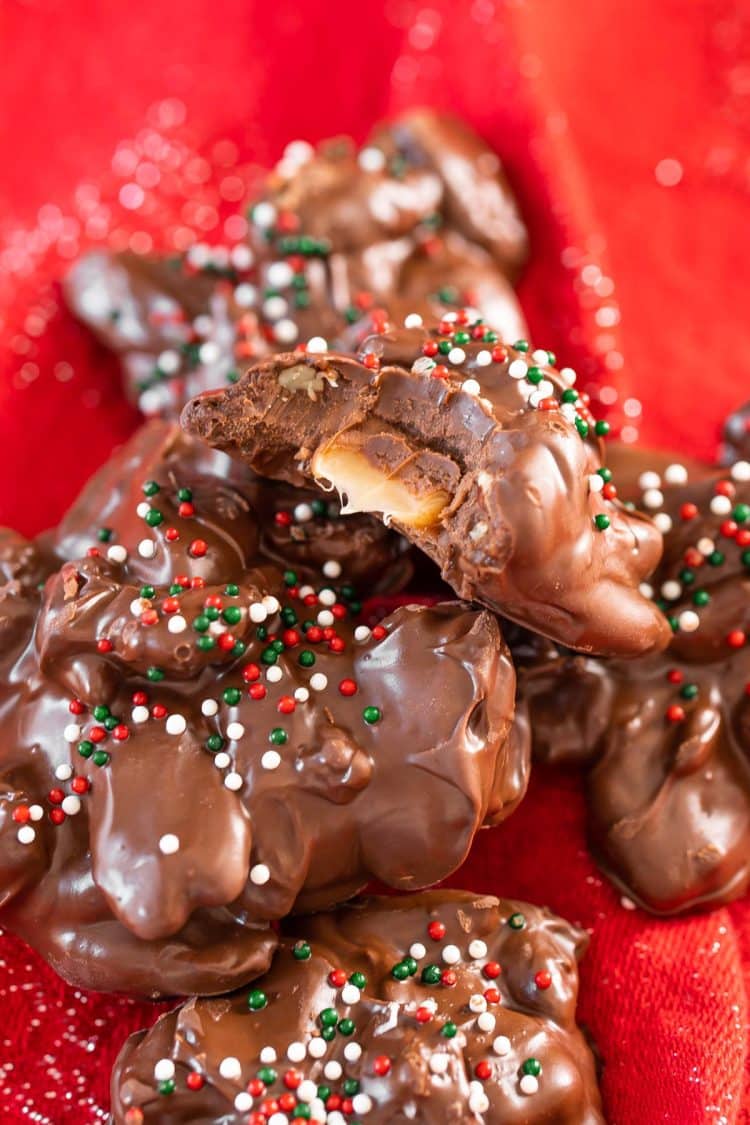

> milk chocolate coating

[
  {"left": 518, "top": 454, "right": 750, "bottom": 913},
  {"left": 64, "top": 112, "right": 526, "bottom": 418},
  {"left": 722, "top": 400, "right": 750, "bottom": 464},
  {"left": 111, "top": 891, "right": 603, "bottom": 1124},
  {"left": 183, "top": 314, "right": 669, "bottom": 658},
  {"left": 0, "top": 435, "right": 527, "bottom": 995},
  {"left": 52, "top": 419, "right": 412, "bottom": 596}
]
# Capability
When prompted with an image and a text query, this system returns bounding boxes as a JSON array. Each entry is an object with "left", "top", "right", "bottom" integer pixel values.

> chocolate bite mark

[{"left": 184, "top": 315, "right": 670, "bottom": 658}]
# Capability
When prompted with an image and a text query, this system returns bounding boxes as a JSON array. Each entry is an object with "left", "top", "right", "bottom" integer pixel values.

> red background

[{"left": 0, "top": 1, "right": 748, "bottom": 1121}]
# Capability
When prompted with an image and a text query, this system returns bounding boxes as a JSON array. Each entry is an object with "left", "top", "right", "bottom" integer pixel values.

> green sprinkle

[
  {"left": 205, "top": 606, "right": 220, "bottom": 622},
  {"left": 283, "top": 570, "right": 298, "bottom": 587},
  {"left": 247, "top": 989, "right": 267, "bottom": 1011},
  {"left": 142, "top": 480, "right": 160, "bottom": 497},
  {"left": 597, "top": 467, "right": 613, "bottom": 482},
  {"left": 679, "top": 568, "right": 695, "bottom": 585},
  {"left": 693, "top": 590, "right": 710, "bottom": 607},
  {"left": 261, "top": 647, "right": 278, "bottom": 665},
  {"left": 103, "top": 715, "right": 119, "bottom": 731},
  {"left": 293, "top": 941, "right": 312, "bottom": 961},
  {"left": 526, "top": 366, "right": 544, "bottom": 385},
  {"left": 680, "top": 683, "right": 699, "bottom": 700},
  {"left": 193, "top": 615, "right": 210, "bottom": 633},
  {"left": 206, "top": 734, "right": 224, "bottom": 753},
  {"left": 421, "top": 964, "right": 442, "bottom": 985},
  {"left": 147, "top": 666, "right": 165, "bottom": 682},
  {"left": 140, "top": 585, "right": 156, "bottom": 599},
  {"left": 338, "top": 1018, "right": 355, "bottom": 1036},
  {"left": 177, "top": 487, "right": 193, "bottom": 502},
  {"left": 225, "top": 583, "right": 240, "bottom": 596},
  {"left": 281, "top": 607, "right": 298, "bottom": 627},
  {"left": 561, "top": 388, "right": 578, "bottom": 404},
  {"left": 93, "top": 750, "right": 110, "bottom": 767},
  {"left": 349, "top": 971, "right": 366, "bottom": 988},
  {"left": 391, "top": 962, "right": 410, "bottom": 981},
  {"left": 145, "top": 508, "right": 163, "bottom": 527},
  {"left": 319, "top": 1008, "right": 338, "bottom": 1028},
  {"left": 223, "top": 687, "right": 241, "bottom": 706},
  {"left": 734, "top": 503, "right": 750, "bottom": 524},
  {"left": 363, "top": 706, "right": 382, "bottom": 725},
  {"left": 197, "top": 636, "right": 216, "bottom": 651},
  {"left": 93, "top": 704, "right": 110, "bottom": 721},
  {"left": 513, "top": 339, "right": 529, "bottom": 352},
  {"left": 97, "top": 527, "right": 112, "bottom": 543},
  {"left": 257, "top": 1066, "right": 277, "bottom": 1086},
  {"left": 595, "top": 420, "right": 611, "bottom": 436},
  {"left": 594, "top": 514, "right": 611, "bottom": 531},
  {"left": 222, "top": 606, "right": 241, "bottom": 625},
  {"left": 269, "top": 728, "right": 287, "bottom": 746},
  {"left": 321, "top": 1026, "right": 336, "bottom": 1042},
  {"left": 299, "top": 650, "right": 316, "bottom": 668},
  {"left": 441, "top": 1021, "right": 457, "bottom": 1039},
  {"left": 343, "top": 1078, "right": 359, "bottom": 1096},
  {"left": 575, "top": 417, "right": 590, "bottom": 438},
  {"left": 158, "top": 1080, "right": 175, "bottom": 1096},
  {"left": 508, "top": 912, "right": 526, "bottom": 930},
  {"left": 77, "top": 740, "right": 94, "bottom": 759},
  {"left": 522, "top": 1058, "right": 542, "bottom": 1077},
  {"left": 708, "top": 551, "right": 725, "bottom": 567},
  {"left": 311, "top": 500, "right": 328, "bottom": 517}
]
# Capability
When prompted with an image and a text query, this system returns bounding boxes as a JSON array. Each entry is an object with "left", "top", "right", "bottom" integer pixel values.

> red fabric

[{"left": 0, "top": 2, "right": 748, "bottom": 1121}]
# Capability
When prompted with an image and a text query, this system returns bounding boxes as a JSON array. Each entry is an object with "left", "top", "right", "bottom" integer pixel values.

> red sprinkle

[
  {"left": 152, "top": 703, "right": 168, "bottom": 720},
  {"left": 373, "top": 1056, "right": 392, "bottom": 1076},
  {"left": 441, "top": 969, "right": 457, "bottom": 987},
  {"left": 484, "top": 987, "right": 501, "bottom": 1004},
  {"left": 491, "top": 345, "right": 507, "bottom": 363},
  {"left": 727, "top": 630, "right": 746, "bottom": 649},
  {"left": 666, "top": 704, "right": 685, "bottom": 723},
  {"left": 243, "top": 663, "right": 261, "bottom": 682},
  {"left": 71, "top": 777, "right": 90, "bottom": 794},
  {"left": 338, "top": 678, "right": 358, "bottom": 697},
  {"left": 69, "top": 699, "right": 85, "bottom": 715},
  {"left": 218, "top": 633, "right": 236, "bottom": 652},
  {"left": 475, "top": 1060, "right": 492, "bottom": 1081},
  {"left": 275, "top": 511, "right": 293, "bottom": 527},
  {"left": 431, "top": 364, "right": 449, "bottom": 379},
  {"left": 422, "top": 340, "right": 439, "bottom": 357},
  {"left": 680, "top": 503, "right": 698, "bottom": 521},
  {"left": 178, "top": 501, "right": 195, "bottom": 518},
  {"left": 50, "top": 809, "right": 65, "bottom": 826},
  {"left": 277, "top": 696, "right": 296, "bottom": 715},
  {"left": 416, "top": 1006, "right": 433, "bottom": 1023},
  {"left": 249, "top": 684, "right": 267, "bottom": 701},
  {"left": 283, "top": 1070, "right": 302, "bottom": 1091},
  {"left": 89, "top": 726, "right": 107, "bottom": 743},
  {"left": 96, "top": 638, "right": 113, "bottom": 654},
  {"left": 186, "top": 1073, "right": 205, "bottom": 1091},
  {"left": 165, "top": 527, "right": 179, "bottom": 542},
  {"left": 535, "top": 969, "right": 552, "bottom": 990},
  {"left": 372, "top": 625, "right": 387, "bottom": 641},
  {"left": 162, "top": 597, "right": 180, "bottom": 614},
  {"left": 328, "top": 969, "right": 347, "bottom": 988},
  {"left": 189, "top": 539, "right": 208, "bottom": 558},
  {"left": 112, "top": 724, "right": 130, "bottom": 741},
  {"left": 483, "top": 961, "right": 501, "bottom": 980},
  {"left": 12, "top": 806, "right": 30, "bottom": 824},
  {"left": 720, "top": 520, "right": 738, "bottom": 538},
  {"left": 428, "top": 921, "right": 446, "bottom": 941},
  {"left": 667, "top": 669, "right": 684, "bottom": 684}
]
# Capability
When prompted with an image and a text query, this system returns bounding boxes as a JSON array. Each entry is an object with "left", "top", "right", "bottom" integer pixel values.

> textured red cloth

[{"left": 0, "top": 2, "right": 748, "bottom": 1122}]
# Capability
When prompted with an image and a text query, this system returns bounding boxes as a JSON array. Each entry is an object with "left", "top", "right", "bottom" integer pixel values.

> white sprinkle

[
  {"left": 639, "top": 583, "right": 654, "bottom": 599},
  {"left": 318, "top": 588, "right": 337, "bottom": 606},
  {"left": 283, "top": 139, "right": 314, "bottom": 164},
  {"left": 409, "top": 942, "right": 426, "bottom": 960},
  {"left": 294, "top": 503, "right": 314, "bottom": 523},
  {"left": 234, "top": 1093, "right": 253, "bottom": 1112},
  {"left": 157, "top": 348, "right": 181, "bottom": 374},
  {"left": 317, "top": 609, "right": 335, "bottom": 627},
  {"left": 560, "top": 402, "right": 577, "bottom": 423},
  {"left": 642, "top": 488, "right": 664, "bottom": 510},
  {"left": 287, "top": 1041, "right": 306, "bottom": 1062},
  {"left": 429, "top": 1054, "right": 450, "bottom": 1074},
  {"left": 262, "top": 750, "right": 281, "bottom": 770},
  {"left": 138, "top": 538, "right": 157, "bottom": 559},
  {"left": 661, "top": 580, "right": 682, "bottom": 600},
  {"left": 107, "top": 544, "right": 128, "bottom": 564},
  {"left": 461, "top": 378, "right": 481, "bottom": 396},
  {"left": 665, "top": 463, "right": 688, "bottom": 485},
  {"left": 508, "top": 358, "right": 527, "bottom": 379},
  {"left": 17, "top": 826, "right": 36, "bottom": 845},
  {"left": 341, "top": 984, "right": 361, "bottom": 1005},
  {"left": 158, "top": 834, "right": 180, "bottom": 855},
  {"left": 468, "top": 939, "right": 488, "bottom": 959},
  {"left": 201, "top": 699, "right": 219, "bottom": 717},
  {"left": 263, "top": 595, "right": 280, "bottom": 615},
  {"left": 469, "top": 1090, "right": 490, "bottom": 1114},
  {"left": 208, "top": 620, "right": 226, "bottom": 638},
  {"left": 232, "top": 245, "right": 254, "bottom": 271},
  {"left": 225, "top": 772, "right": 244, "bottom": 791},
  {"left": 130, "top": 597, "right": 148, "bottom": 616},
  {"left": 249, "top": 603, "right": 268, "bottom": 624},
  {"left": 310, "top": 673, "right": 328, "bottom": 691},
  {"left": 404, "top": 312, "right": 423, "bottom": 329},
  {"left": 268, "top": 1114, "right": 288, "bottom": 1125},
  {"left": 61, "top": 796, "right": 81, "bottom": 816},
  {"left": 55, "top": 764, "right": 73, "bottom": 781},
  {"left": 352, "top": 1095, "right": 372, "bottom": 1115},
  {"left": 63, "top": 723, "right": 81, "bottom": 743},
  {"left": 308, "top": 1038, "right": 327, "bottom": 1058},
  {"left": 260, "top": 1047, "right": 277, "bottom": 1064},
  {"left": 493, "top": 1035, "right": 511, "bottom": 1056},
  {"left": 29, "top": 805, "right": 44, "bottom": 822},
  {"left": 588, "top": 474, "right": 604, "bottom": 494},
  {"left": 638, "top": 471, "right": 662, "bottom": 490},
  {"left": 262, "top": 295, "right": 288, "bottom": 320},
  {"left": 441, "top": 944, "right": 461, "bottom": 965},
  {"left": 218, "top": 1056, "right": 242, "bottom": 1080},
  {"left": 469, "top": 994, "right": 487, "bottom": 1013},
  {"left": 306, "top": 336, "right": 328, "bottom": 354},
  {"left": 477, "top": 1012, "right": 496, "bottom": 1032},
  {"left": 131, "top": 705, "right": 150, "bottom": 724},
  {"left": 165, "top": 714, "right": 187, "bottom": 736},
  {"left": 298, "top": 586, "right": 315, "bottom": 599},
  {"left": 679, "top": 610, "right": 701, "bottom": 632},
  {"left": 731, "top": 460, "right": 750, "bottom": 482},
  {"left": 359, "top": 146, "right": 386, "bottom": 172},
  {"left": 274, "top": 317, "right": 298, "bottom": 344},
  {"left": 697, "top": 537, "right": 715, "bottom": 555},
  {"left": 199, "top": 341, "right": 221, "bottom": 365},
  {"left": 322, "top": 559, "right": 342, "bottom": 579},
  {"left": 250, "top": 863, "right": 270, "bottom": 885},
  {"left": 266, "top": 665, "right": 283, "bottom": 683},
  {"left": 710, "top": 494, "right": 732, "bottom": 516},
  {"left": 535, "top": 379, "right": 555, "bottom": 398},
  {"left": 354, "top": 626, "right": 371, "bottom": 642},
  {"left": 226, "top": 722, "right": 245, "bottom": 741},
  {"left": 475, "top": 349, "right": 492, "bottom": 367},
  {"left": 294, "top": 687, "right": 310, "bottom": 703},
  {"left": 520, "top": 1074, "right": 539, "bottom": 1095},
  {"left": 234, "top": 282, "right": 258, "bottom": 308},
  {"left": 412, "top": 356, "right": 436, "bottom": 376},
  {"left": 560, "top": 365, "right": 577, "bottom": 385},
  {"left": 154, "top": 1059, "right": 175, "bottom": 1082},
  {"left": 654, "top": 512, "right": 673, "bottom": 533},
  {"left": 167, "top": 614, "right": 187, "bottom": 634},
  {"left": 136, "top": 501, "right": 151, "bottom": 518},
  {"left": 324, "top": 1061, "right": 343, "bottom": 1081},
  {"left": 297, "top": 1079, "right": 319, "bottom": 1102},
  {"left": 267, "top": 261, "right": 294, "bottom": 289},
  {"left": 214, "top": 752, "right": 231, "bottom": 769},
  {"left": 448, "top": 347, "right": 466, "bottom": 365},
  {"left": 252, "top": 202, "right": 277, "bottom": 229},
  {"left": 343, "top": 1042, "right": 362, "bottom": 1062}
]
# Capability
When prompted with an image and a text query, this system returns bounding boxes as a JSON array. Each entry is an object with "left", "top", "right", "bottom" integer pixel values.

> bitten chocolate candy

[
  {"left": 0, "top": 438, "right": 527, "bottom": 996},
  {"left": 52, "top": 419, "right": 413, "bottom": 595},
  {"left": 519, "top": 453, "right": 750, "bottom": 914},
  {"left": 111, "top": 891, "right": 603, "bottom": 1124},
  {"left": 183, "top": 311, "right": 669, "bottom": 658},
  {"left": 64, "top": 112, "right": 526, "bottom": 417}
]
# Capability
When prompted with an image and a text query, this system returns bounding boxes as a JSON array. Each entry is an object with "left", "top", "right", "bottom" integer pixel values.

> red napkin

[{"left": 0, "top": 2, "right": 748, "bottom": 1121}]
